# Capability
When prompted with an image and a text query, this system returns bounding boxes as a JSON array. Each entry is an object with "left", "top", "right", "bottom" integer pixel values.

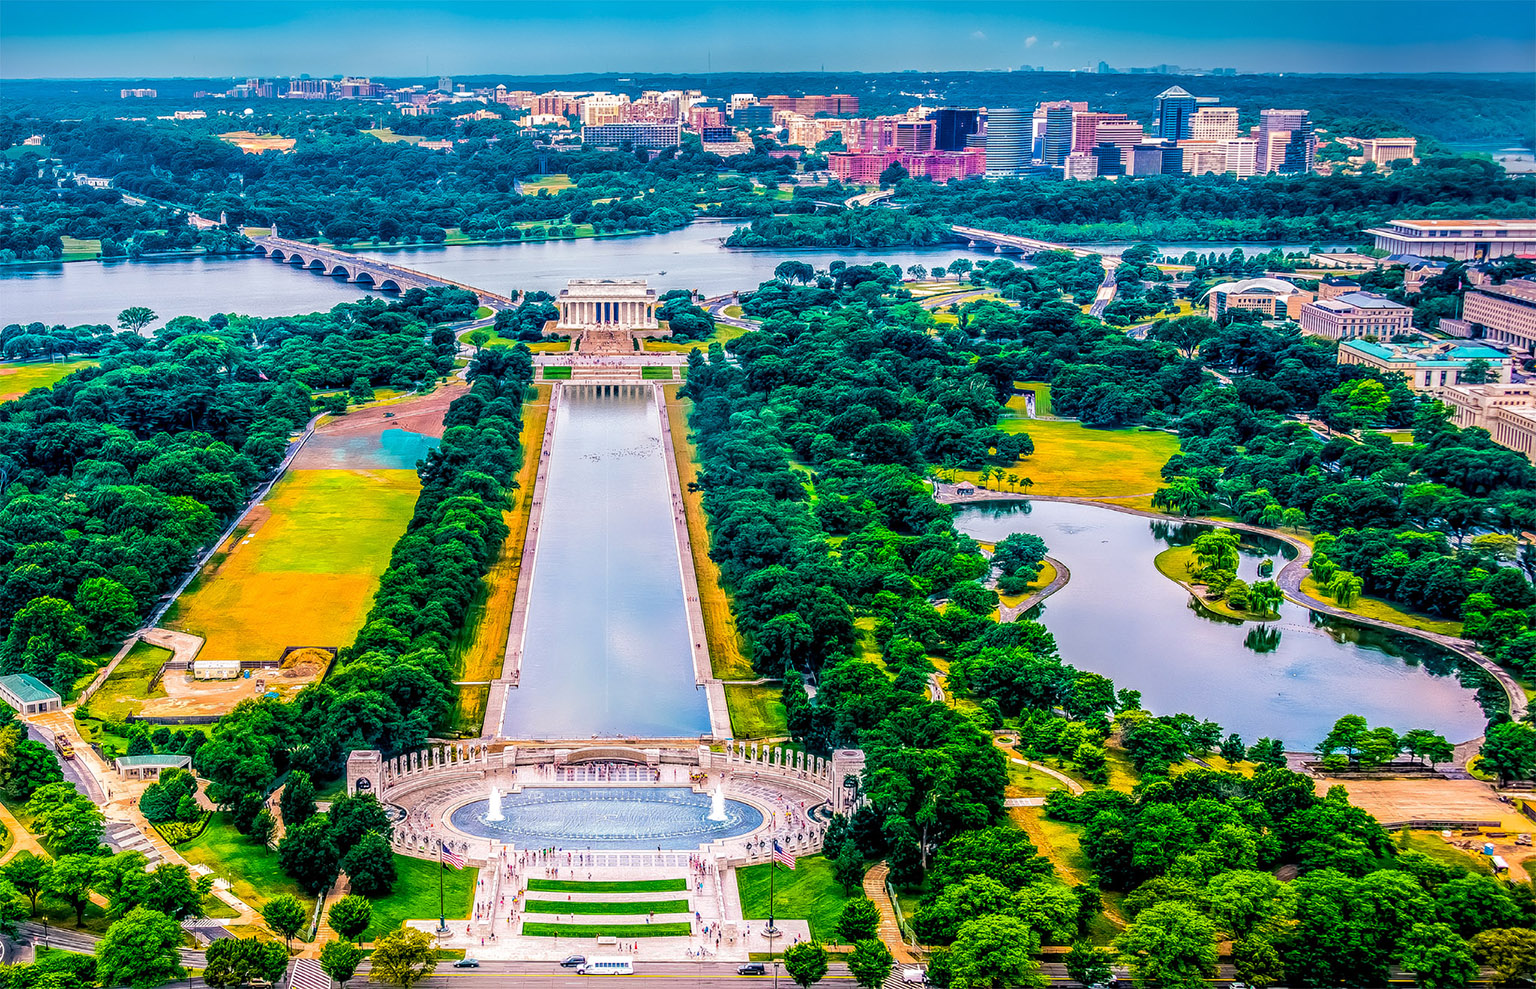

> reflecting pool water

[
  {"left": 953, "top": 500, "right": 1491, "bottom": 747},
  {"left": 500, "top": 388, "right": 711, "bottom": 738},
  {"left": 449, "top": 787, "right": 763, "bottom": 849}
]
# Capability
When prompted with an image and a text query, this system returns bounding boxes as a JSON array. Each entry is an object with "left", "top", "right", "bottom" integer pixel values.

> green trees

[
  {"left": 277, "top": 814, "right": 340, "bottom": 895},
  {"left": 328, "top": 894, "right": 373, "bottom": 943},
  {"left": 947, "top": 914, "right": 1044, "bottom": 989},
  {"left": 1472, "top": 928, "right": 1536, "bottom": 985},
  {"left": 261, "top": 892, "right": 308, "bottom": 950},
  {"left": 95, "top": 907, "right": 186, "bottom": 989},
  {"left": 1399, "top": 923, "right": 1477, "bottom": 989},
  {"left": 1112, "top": 902, "right": 1218, "bottom": 989},
  {"left": 116, "top": 307, "right": 157, "bottom": 334},
  {"left": 44, "top": 854, "right": 98, "bottom": 925},
  {"left": 139, "top": 767, "right": 200, "bottom": 823},
  {"left": 1064, "top": 941, "right": 1113, "bottom": 988},
  {"left": 0, "top": 722, "right": 62, "bottom": 801},
  {"left": 203, "top": 937, "right": 289, "bottom": 989},
  {"left": 1480, "top": 722, "right": 1536, "bottom": 785},
  {"left": 321, "top": 939, "right": 368, "bottom": 988},
  {"left": 3, "top": 851, "right": 50, "bottom": 915},
  {"left": 342, "top": 831, "right": 397, "bottom": 898},
  {"left": 783, "top": 941, "right": 829, "bottom": 987},
  {"left": 992, "top": 534, "right": 1049, "bottom": 594},
  {"left": 837, "top": 897, "right": 882, "bottom": 943},
  {"left": 368, "top": 927, "right": 440, "bottom": 989},
  {"left": 281, "top": 770, "right": 317, "bottom": 827},
  {"left": 847, "top": 938, "right": 895, "bottom": 989}
]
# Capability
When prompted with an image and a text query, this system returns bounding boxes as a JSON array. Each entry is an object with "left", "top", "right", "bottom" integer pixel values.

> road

[{"left": 1088, "top": 269, "right": 1118, "bottom": 318}]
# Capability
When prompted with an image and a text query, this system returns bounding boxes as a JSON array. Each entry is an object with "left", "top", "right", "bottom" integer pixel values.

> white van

[{"left": 576, "top": 956, "right": 635, "bottom": 975}]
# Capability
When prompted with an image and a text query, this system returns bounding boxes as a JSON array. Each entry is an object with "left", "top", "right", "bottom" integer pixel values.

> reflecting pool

[
  {"left": 953, "top": 500, "right": 1492, "bottom": 747},
  {"left": 449, "top": 787, "right": 763, "bottom": 849},
  {"left": 500, "top": 387, "right": 711, "bottom": 738}
]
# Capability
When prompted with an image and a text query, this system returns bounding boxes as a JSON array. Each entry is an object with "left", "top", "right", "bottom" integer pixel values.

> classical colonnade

[{"left": 557, "top": 299, "right": 657, "bottom": 328}]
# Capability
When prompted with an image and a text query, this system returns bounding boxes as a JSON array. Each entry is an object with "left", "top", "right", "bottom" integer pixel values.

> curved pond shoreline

[{"left": 940, "top": 487, "right": 1501, "bottom": 747}]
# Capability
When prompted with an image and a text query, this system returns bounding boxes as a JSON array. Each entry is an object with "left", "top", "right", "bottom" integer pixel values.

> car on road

[
  {"left": 738, "top": 963, "right": 766, "bottom": 975},
  {"left": 560, "top": 956, "right": 586, "bottom": 968},
  {"left": 452, "top": 959, "right": 479, "bottom": 968}
]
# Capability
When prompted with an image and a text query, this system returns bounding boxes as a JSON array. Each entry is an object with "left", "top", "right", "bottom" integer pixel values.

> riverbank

[{"left": 1152, "top": 544, "right": 1282, "bottom": 624}]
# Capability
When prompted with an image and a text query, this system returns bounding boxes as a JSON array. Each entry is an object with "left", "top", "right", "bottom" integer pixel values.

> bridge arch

[
  {"left": 266, "top": 247, "right": 287, "bottom": 261},
  {"left": 326, "top": 262, "right": 354, "bottom": 280},
  {"left": 305, "top": 258, "right": 328, "bottom": 272},
  {"left": 376, "top": 278, "right": 404, "bottom": 293}
]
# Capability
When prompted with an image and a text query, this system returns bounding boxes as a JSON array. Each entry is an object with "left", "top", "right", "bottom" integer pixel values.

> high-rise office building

[
  {"left": 1155, "top": 85, "right": 1198, "bottom": 141},
  {"left": 1064, "top": 152, "right": 1099, "bottom": 181},
  {"left": 1189, "top": 107, "right": 1240, "bottom": 142},
  {"left": 983, "top": 107, "right": 1032, "bottom": 177},
  {"left": 1259, "top": 109, "right": 1314, "bottom": 174},
  {"left": 932, "top": 108, "right": 980, "bottom": 151},
  {"left": 1223, "top": 138, "right": 1258, "bottom": 177},
  {"left": 1091, "top": 143, "right": 1124, "bottom": 177},
  {"left": 1041, "top": 103, "right": 1074, "bottom": 167},
  {"left": 733, "top": 103, "right": 774, "bottom": 130}
]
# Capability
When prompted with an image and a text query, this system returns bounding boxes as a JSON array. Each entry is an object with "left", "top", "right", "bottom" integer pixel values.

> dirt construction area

[
  {"left": 292, "top": 383, "right": 465, "bottom": 469},
  {"left": 1325, "top": 776, "right": 1534, "bottom": 877},
  {"left": 141, "top": 653, "right": 328, "bottom": 718}
]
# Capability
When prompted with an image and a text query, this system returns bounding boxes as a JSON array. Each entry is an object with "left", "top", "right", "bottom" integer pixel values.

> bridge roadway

[
  {"left": 950, "top": 224, "right": 1122, "bottom": 264},
  {"left": 252, "top": 235, "right": 515, "bottom": 307}
]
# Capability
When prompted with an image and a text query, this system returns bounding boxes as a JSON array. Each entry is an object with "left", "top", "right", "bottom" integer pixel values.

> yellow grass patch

[
  {"left": 218, "top": 132, "right": 296, "bottom": 153},
  {"left": 0, "top": 361, "right": 95, "bottom": 401},
  {"left": 951, "top": 419, "right": 1179, "bottom": 503},
  {"left": 449, "top": 385, "right": 550, "bottom": 732},
  {"left": 664, "top": 387, "right": 753, "bottom": 679},
  {"left": 643, "top": 324, "right": 751, "bottom": 353},
  {"left": 166, "top": 470, "right": 419, "bottom": 666},
  {"left": 1300, "top": 575, "right": 1462, "bottom": 636}
]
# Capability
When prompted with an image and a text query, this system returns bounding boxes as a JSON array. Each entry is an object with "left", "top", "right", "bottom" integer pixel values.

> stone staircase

[
  {"left": 862, "top": 862, "right": 915, "bottom": 965},
  {"left": 104, "top": 820, "right": 164, "bottom": 864}
]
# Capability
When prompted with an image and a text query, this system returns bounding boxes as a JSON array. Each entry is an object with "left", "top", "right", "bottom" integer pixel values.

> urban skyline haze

[{"left": 1, "top": 0, "right": 1533, "bottom": 79}]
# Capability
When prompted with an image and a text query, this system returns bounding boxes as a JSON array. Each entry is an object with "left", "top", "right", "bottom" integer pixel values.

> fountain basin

[{"left": 448, "top": 786, "right": 764, "bottom": 849}]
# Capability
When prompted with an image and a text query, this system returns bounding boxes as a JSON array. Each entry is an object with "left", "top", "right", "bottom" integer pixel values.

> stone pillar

[
  {"left": 830, "top": 749, "right": 866, "bottom": 815},
  {"left": 347, "top": 749, "right": 382, "bottom": 797}
]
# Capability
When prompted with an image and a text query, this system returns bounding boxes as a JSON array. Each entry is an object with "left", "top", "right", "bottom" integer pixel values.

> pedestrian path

[
  {"left": 861, "top": 862, "right": 915, "bottom": 966},
  {"left": 0, "top": 800, "right": 46, "bottom": 864}
]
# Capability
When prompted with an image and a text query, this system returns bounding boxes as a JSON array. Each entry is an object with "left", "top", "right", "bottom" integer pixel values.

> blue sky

[{"left": 1, "top": 0, "right": 1532, "bottom": 78}]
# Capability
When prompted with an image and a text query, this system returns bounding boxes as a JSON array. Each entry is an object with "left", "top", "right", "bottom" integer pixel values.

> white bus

[{"left": 576, "top": 956, "right": 634, "bottom": 976}]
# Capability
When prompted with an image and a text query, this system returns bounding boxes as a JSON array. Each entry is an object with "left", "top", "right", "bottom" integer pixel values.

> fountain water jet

[
  {"left": 708, "top": 783, "right": 728, "bottom": 822},
  {"left": 487, "top": 786, "right": 504, "bottom": 822}
]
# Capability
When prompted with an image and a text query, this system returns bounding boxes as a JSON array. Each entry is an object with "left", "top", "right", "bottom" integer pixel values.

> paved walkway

[
  {"left": 861, "top": 862, "right": 914, "bottom": 966},
  {"left": 998, "top": 555, "right": 1070, "bottom": 623},
  {"left": 0, "top": 800, "right": 46, "bottom": 864}
]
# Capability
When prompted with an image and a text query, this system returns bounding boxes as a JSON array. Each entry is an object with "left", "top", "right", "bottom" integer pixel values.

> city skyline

[{"left": 1, "top": 0, "right": 1534, "bottom": 79}]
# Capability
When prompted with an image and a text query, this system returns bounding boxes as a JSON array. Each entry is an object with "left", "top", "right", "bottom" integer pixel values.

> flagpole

[{"left": 438, "top": 843, "right": 447, "bottom": 933}]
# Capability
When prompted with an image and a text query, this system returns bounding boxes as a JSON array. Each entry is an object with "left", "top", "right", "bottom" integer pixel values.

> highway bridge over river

[{"left": 251, "top": 235, "right": 515, "bottom": 307}]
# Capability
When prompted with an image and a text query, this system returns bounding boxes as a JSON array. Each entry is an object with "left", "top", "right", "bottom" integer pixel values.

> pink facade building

[{"left": 829, "top": 150, "right": 984, "bottom": 183}]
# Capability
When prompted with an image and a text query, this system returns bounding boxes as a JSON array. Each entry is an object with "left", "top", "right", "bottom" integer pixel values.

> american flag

[
  {"left": 441, "top": 842, "right": 465, "bottom": 869},
  {"left": 772, "top": 839, "right": 796, "bottom": 871}
]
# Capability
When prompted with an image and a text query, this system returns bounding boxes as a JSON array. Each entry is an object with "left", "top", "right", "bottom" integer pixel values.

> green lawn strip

[
  {"left": 522, "top": 922, "right": 690, "bottom": 938},
  {"left": 541, "top": 365, "right": 572, "bottom": 379},
  {"left": 175, "top": 812, "right": 314, "bottom": 912},
  {"left": 726, "top": 683, "right": 787, "bottom": 739},
  {"left": 640, "top": 366, "right": 674, "bottom": 379},
  {"left": 736, "top": 855, "right": 850, "bottom": 943},
  {"left": 81, "top": 640, "right": 172, "bottom": 722},
  {"left": 524, "top": 899, "right": 690, "bottom": 915},
  {"left": 527, "top": 877, "right": 687, "bottom": 894},
  {"left": 367, "top": 856, "right": 478, "bottom": 939}
]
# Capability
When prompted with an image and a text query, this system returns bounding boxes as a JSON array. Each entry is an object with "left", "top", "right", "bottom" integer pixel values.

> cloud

[
  {"left": 971, "top": 29, "right": 986, "bottom": 40},
  {"left": 1025, "top": 35, "right": 1038, "bottom": 47},
  {"left": 1051, "top": 40, "right": 1062, "bottom": 48}
]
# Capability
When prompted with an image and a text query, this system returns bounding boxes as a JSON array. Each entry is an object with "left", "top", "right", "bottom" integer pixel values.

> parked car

[
  {"left": 902, "top": 969, "right": 927, "bottom": 985},
  {"left": 738, "top": 963, "right": 767, "bottom": 976},
  {"left": 560, "top": 956, "right": 586, "bottom": 968},
  {"left": 452, "top": 959, "right": 479, "bottom": 969}
]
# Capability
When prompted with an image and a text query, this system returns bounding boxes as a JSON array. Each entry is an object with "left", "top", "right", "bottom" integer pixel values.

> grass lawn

[
  {"left": 664, "top": 388, "right": 753, "bottom": 679},
  {"left": 726, "top": 683, "right": 787, "bottom": 739},
  {"left": 1401, "top": 830, "right": 1492, "bottom": 874},
  {"left": 81, "top": 640, "right": 172, "bottom": 722},
  {"left": 0, "top": 360, "right": 96, "bottom": 401},
  {"left": 523, "top": 922, "right": 690, "bottom": 938},
  {"left": 521, "top": 174, "right": 575, "bottom": 192},
  {"left": 367, "top": 856, "right": 478, "bottom": 939},
  {"left": 475, "top": 306, "right": 494, "bottom": 318},
  {"left": 640, "top": 366, "right": 674, "bottom": 379},
  {"left": 1007, "top": 760, "right": 1071, "bottom": 796},
  {"left": 542, "top": 366, "right": 572, "bottom": 379},
  {"left": 363, "top": 128, "right": 423, "bottom": 144},
  {"left": 1300, "top": 575, "right": 1463, "bottom": 636},
  {"left": 723, "top": 305, "right": 744, "bottom": 318},
  {"left": 643, "top": 324, "right": 751, "bottom": 353},
  {"left": 59, "top": 236, "right": 102, "bottom": 260},
  {"left": 954, "top": 419, "right": 1179, "bottom": 503},
  {"left": 737, "top": 855, "right": 850, "bottom": 943},
  {"left": 524, "top": 899, "right": 690, "bottom": 915},
  {"left": 528, "top": 878, "right": 687, "bottom": 894},
  {"left": 1010, "top": 381, "right": 1053, "bottom": 417},
  {"left": 450, "top": 385, "right": 548, "bottom": 733},
  {"left": 528, "top": 341, "right": 571, "bottom": 353},
  {"left": 1153, "top": 545, "right": 1279, "bottom": 623},
  {"left": 176, "top": 813, "right": 314, "bottom": 912},
  {"left": 166, "top": 469, "right": 419, "bottom": 666}
]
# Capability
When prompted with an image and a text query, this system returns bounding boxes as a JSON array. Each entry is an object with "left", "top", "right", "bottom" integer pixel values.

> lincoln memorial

[{"left": 556, "top": 278, "right": 660, "bottom": 330}]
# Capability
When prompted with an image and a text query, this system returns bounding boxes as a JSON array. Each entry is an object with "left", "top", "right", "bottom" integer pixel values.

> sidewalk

[{"left": 861, "top": 862, "right": 915, "bottom": 966}]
